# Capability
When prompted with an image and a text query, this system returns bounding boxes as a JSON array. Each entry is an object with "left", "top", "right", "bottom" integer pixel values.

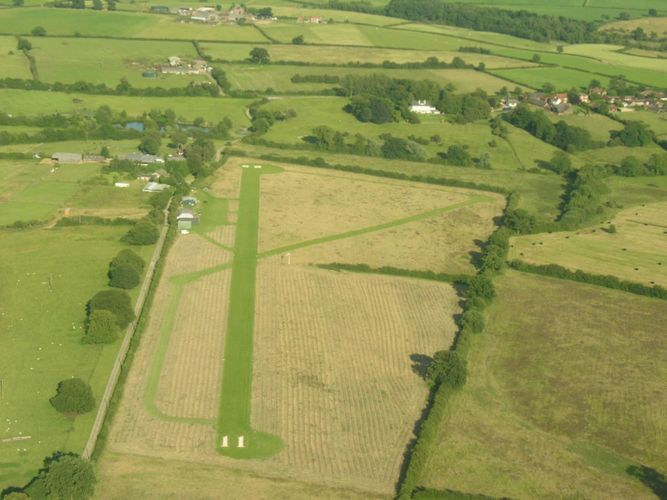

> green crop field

[
  {"left": 419, "top": 270, "right": 667, "bottom": 498},
  {"left": 490, "top": 66, "right": 610, "bottom": 91},
  {"left": 27, "top": 37, "right": 210, "bottom": 88},
  {"left": 0, "top": 89, "right": 252, "bottom": 125}
]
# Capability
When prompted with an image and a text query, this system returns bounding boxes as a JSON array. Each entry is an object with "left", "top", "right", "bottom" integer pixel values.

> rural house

[{"left": 409, "top": 100, "right": 439, "bottom": 115}]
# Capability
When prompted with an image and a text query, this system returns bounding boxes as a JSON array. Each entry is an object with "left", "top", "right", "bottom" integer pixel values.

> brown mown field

[{"left": 96, "top": 158, "right": 494, "bottom": 497}]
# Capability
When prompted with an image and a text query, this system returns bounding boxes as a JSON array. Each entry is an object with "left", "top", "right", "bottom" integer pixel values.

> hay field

[
  {"left": 27, "top": 37, "right": 209, "bottom": 88},
  {"left": 250, "top": 264, "right": 459, "bottom": 493},
  {"left": 509, "top": 200, "right": 667, "bottom": 287},
  {"left": 420, "top": 271, "right": 667, "bottom": 498},
  {"left": 490, "top": 66, "right": 610, "bottom": 91},
  {"left": 602, "top": 16, "right": 667, "bottom": 35},
  {"left": 256, "top": 165, "right": 504, "bottom": 273},
  {"left": 257, "top": 167, "right": 470, "bottom": 251},
  {"left": 199, "top": 42, "right": 531, "bottom": 68}
]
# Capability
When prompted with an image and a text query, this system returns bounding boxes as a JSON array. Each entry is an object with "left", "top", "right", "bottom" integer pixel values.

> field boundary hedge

[
  {"left": 240, "top": 151, "right": 510, "bottom": 194},
  {"left": 81, "top": 198, "right": 174, "bottom": 460},
  {"left": 396, "top": 195, "right": 513, "bottom": 497},
  {"left": 316, "top": 263, "right": 470, "bottom": 284},
  {"left": 508, "top": 260, "right": 667, "bottom": 300}
]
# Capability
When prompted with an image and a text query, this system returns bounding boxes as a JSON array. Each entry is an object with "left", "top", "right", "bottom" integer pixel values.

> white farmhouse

[{"left": 409, "top": 100, "right": 439, "bottom": 115}]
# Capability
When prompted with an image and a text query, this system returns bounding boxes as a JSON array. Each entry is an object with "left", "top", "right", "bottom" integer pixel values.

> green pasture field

[
  {"left": 0, "top": 36, "right": 32, "bottom": 80},
  {"left": 0, "top": 89, "right": 252, "bottom": 126},
  {"left": 490, "top": 66, "right": 610, "bottom": 91},
  {"left": 510, "top": 200, "right": 667, "bottom": 287},
  {"left": 0, "top": 140, "right": 144, "bottom": 158},
  {"left": 26, "top": 37, "right": 210, "bottom": 89},
  {"left": 576, "top": 143, "right": 664, "bottom": 165},
  {"left": 269, "top": 5, "right": 400, "bottom": 26},
  {"left": 392, "top": 23, "right": 563, "bottom": 52},
  {"left": 542, "top": 110, "right": 623, "bottom": 142},
  {"left": 224, "top": 64, "right": 521, "bottom": 93},
  {"left": 420, "top": 270, "right": 667, "bottom": 498},
  {"left": 565, "top": 44, "right": 667, "bottom": 72},
  {"left": 199, "top": 42, "right": 532, "bottom": 68},
  {"left": 0, "top": 8, "right": 269, "bottom": 42},
  {"left": 258, "top": 97, "right": 566, "bottom": 171},
  {"left": 607, "top": 174, "right": 667, "bottom": 209},
  {"left": 0, "top": 160, "right": 100, "bottom": 226},
  {"left": 619, "top": 111, "right": 667, "bottom": 141},
  {"left": 241, "top": 142, "right": 565, "bottom": 217},
  {"left": 0, "top": 225, "right": 155, "bottom": 491}
]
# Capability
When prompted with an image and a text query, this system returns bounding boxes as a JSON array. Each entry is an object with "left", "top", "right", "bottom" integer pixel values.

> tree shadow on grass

[
  {"left": 410, "top": 353, "right": 433, "bottom": 380},
  {"left": 627, "top": 465, "right": 667, "bottom": 499}
]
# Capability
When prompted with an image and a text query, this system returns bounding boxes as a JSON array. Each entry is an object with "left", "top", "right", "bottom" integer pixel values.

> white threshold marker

[
  {"left": 237, "top": 436, "right": 245, "bottom": 448},
  {"left": 241, "top": 164, "right": 250, "bottom": 169},
  {"left": 221, "top": 435, "right": 229, "bottom": 448},
  {"left": 253, "top": 165, "right": 262, "bottom": 169}
]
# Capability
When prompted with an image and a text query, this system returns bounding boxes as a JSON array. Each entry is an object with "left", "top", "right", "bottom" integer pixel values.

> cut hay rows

[
  {"left": 209, "top": 159, "right": 243, "bottom": 199},
  {"left": 206, "top": 225, "right": 236, "bottom": 249},
  {"left": 154, "top": 270, "right": 232, "bottom": 420},
  {"left": 250, "top": 263, "right": 459, "bottom": 494},
  {"left": 290, "top": 201, "right": 503, "bottom": 274},
  {"left": 163, "top": 234, "right": 231, "bottom": 279},
  {"left": 258, "top": 169, "right": 470, "bottom": 253}
]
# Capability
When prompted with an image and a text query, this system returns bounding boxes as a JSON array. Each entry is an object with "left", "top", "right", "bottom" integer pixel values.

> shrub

[
  {"left": 109, "top": 263, "right": 140, "bottom": 289},
  {"left": 41, "top": 454, "right": 96, "bottom": 499},
  {"left": 467, "top": 274, "right": 496, "bottom": 303},
  {"left": 123, "top": 219, "right": 159, "bottom": 245},
  {"left": 88, "top": 289, "right": 135, "bottom": 328},
  {"left": 110, "top": 248, "right": 145, "bottom": 274},
  {"left": 427, "top": 350, "right": 467, "bottom": 389},
  {"left": 460, "top": 308, "right": 485, "bottom": 334},
  {"left": 50, "top": 378, "right": 95, "bottom": 415},
  {"left": 84, "top": 310, "right": 119, "bottom": 344}
]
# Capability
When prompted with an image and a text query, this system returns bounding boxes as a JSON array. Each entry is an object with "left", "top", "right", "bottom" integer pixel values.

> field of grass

[
  {"left": 0, "top": 8, "right": 269, "bottom": 41},
  {"left": 420, "top": 270, "right": 667, "bottom": 498},
  {"left": 509, "top": 200, "right": 667, "bottom": 287},
  {"left": 602, "top": 15, "right": 667, "bottom": 34},
  {"left": 199, "top": 42, "right": 532, "bottom": 68},
  {"left": 542, "top": 110, "right": 623, "bottom": 142},
  {"left": 27, "top": 37, "right": 210, "bottom": 88},
  {"left": 565, "top": 44, "right": 667, "bottom": 72},
  {"left": 576, "top": 142, "right": 664, "bottom": 165},
  {"left": 225, "top": 64, "right": 519, "bottom": 93},
  {"left": 257, "top": 97, "right": 563, "bottom": 173},
  {"left": 0, "top": 225, "right": 155, "bottom": 490},
  {"left": 490, "top": 66, "right": 610, "bottom": 91},
  {"left": 0, "top": 159, "right": 101, "bottom": 226},
  {"left": 619, "top": 110, "right": 667, "bottom": 141},
  {"left": 0, "top": 36, "right": 32, "bottom": 79},
  {"left": 0, "top": 89, "right": 252, "bottom": 125},
  {"left": 242, "top": 142, "right": 564, "bottom": 217}
]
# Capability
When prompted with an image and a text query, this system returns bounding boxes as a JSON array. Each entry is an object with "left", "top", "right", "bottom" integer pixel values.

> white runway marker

[
  {"left": 253, "top": 165, "right": 262, "bottom": 169},
  {"left": 237, "top": 436, "right": 245, "bottom": 448},
  {"left": 221, "top": 435, "right": 229, "bottom": 448}
]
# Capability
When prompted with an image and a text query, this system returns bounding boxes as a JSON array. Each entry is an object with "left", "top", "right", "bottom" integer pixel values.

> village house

[
  {"left": 409, "top": 100, "right": 440, "bottom": 115},
  {"left": 501, "top": 97, "right": 518, "bottom": 110},
  {"left": 177, "top": 7, "right": 192, "bottom": 16},
  {"left": 192, "top": 7, "right": 217, "bottom": 22},
  {"left": 526, "top": 92, "right": 548, "bottom": 107},
  {"left": 298, "top": 15, "right": 322, "bottom": 23}
]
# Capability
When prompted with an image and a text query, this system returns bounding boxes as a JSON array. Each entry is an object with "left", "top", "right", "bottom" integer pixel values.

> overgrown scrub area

[{"left": 417, "top": 271, "right": 667, "bottom": 498}]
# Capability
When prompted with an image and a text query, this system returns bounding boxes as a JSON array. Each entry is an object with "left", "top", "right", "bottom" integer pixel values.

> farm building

[
  {"left": 177, "top": 208, "right": 200, "bottom": 230},
  {"left": 123, "top": 152, "right": 164, "bottom": 165},
  {"left": 142, "top": 182, "right": 170, "bottom": 193},
  {"left": 83, "top": 154, "right": 106, "bottom": 163},
  {"left": 168, "top": 56, "right": 182, "bottom": 67},
  {"left": 409, "top": 100, "right": 439, "bottom": 115},
  {"left": 52, "top": 152, "right": 82, "bottom": 164}
]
